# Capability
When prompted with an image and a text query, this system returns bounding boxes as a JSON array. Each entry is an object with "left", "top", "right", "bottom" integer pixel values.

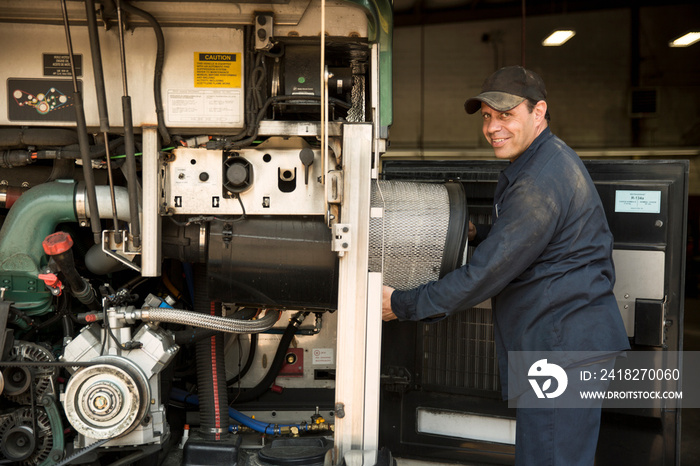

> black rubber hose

[
  {"left": 227, "top": 333, "right": 257, "bottom": 386},
  {"left": 35, "top": 136, "right": 125, "bottom": 160},
  {"left": 43, "top": 233, "right": 100, "bottom": 312},
  {"left": 193, "top": 265, "right": 227, "bottom": 441},
  {"left": 119, "top": 0, "right": 171, "bottom": 146},
  {"left": 173, "top": 327, "right": 217, "bottom": 346},
  {"left": 0, "top": 150, "right": 32, "bottom": 168},
  {"left": 212, "top": 95, "right": 351, "bottom": 150},
  {"left": 0, "top": 128, "right": 78, "bottom": 149},
  {"left": 230, "top": 312, "right": 306, "bottom": 403}
]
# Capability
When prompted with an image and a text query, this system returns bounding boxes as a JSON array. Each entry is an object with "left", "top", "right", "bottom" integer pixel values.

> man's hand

[
  {"left": 468, "top": 221, "right": 476, "bottom": 242},
  {"left": 382, "top": 285, "right": 398, "bottom": 321}
]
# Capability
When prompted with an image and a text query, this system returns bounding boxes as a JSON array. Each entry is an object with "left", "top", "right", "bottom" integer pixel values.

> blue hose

[{"left": 170, "top": 388, "right": 310, "bottom": 435}]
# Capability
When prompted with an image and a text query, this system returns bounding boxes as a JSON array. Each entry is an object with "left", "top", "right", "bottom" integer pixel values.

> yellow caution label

[{"left": 194, "top": 52, "right": 241, "bottom": 88}]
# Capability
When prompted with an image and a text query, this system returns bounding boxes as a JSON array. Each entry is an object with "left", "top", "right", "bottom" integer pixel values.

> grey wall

[{"left": 389, "top": 5, "right": 700, "bottom": 151}]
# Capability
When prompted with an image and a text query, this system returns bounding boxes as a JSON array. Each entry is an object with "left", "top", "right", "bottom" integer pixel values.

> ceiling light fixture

[
  {"left": 669, "top": 32, "right": 700, "bottom": 48},
  {"left": 542, "top": 30, "right": 576, "bottom": 47}
]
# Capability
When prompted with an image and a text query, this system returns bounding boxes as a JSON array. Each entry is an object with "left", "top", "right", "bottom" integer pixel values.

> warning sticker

[
  {"left": 312, "top": 348, "right": 334, "bottom": 365},
  {"left": 194, "top": 52, "right": 241, "bottom": 88}
]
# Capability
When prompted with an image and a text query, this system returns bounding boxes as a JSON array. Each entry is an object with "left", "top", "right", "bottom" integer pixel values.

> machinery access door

[{"left": 378, "top": 159, "right": 688, "bottom": 465}]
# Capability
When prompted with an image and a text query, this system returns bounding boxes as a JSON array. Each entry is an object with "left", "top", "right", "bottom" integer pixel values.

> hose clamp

[{"left": 74, "top": 182, "right": 87, "bottom": 224}]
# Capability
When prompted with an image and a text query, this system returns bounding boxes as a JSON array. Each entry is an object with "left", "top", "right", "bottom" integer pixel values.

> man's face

[{"left": 480, "top": 100, "right": 544, "bottom": 162}]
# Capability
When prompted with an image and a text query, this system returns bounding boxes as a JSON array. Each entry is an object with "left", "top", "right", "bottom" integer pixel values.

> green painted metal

[
  {"left": 344, "top": 0, "right": 393, "bottom": 128},
  {"left": 0, "top": 180, "right": 77, "bottom": 315}
]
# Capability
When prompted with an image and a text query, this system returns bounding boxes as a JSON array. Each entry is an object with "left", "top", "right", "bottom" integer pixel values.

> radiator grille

[{"left": 421, "top": 212, "right": 501, "bottom": 395}]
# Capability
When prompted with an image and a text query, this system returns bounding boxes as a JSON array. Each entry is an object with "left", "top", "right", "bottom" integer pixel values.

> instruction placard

[
  {"left": 43, "top": 53, "right": 82, "bottom": 77},
  {"left": 312, "top": 348, "right": 334, "bottom": 365},
  {"left": 615, "top": 190, "right": 661, "bottom": 213},
  {"left": 167, "top": 89, "right": 242, "bottom": 125},
  {"left": 194, "top": 52, "right": 241, "bottom": 88}
]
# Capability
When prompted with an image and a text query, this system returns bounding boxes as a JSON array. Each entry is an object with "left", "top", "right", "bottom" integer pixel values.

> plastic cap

[{"left": 42, "top": 231, "right": 74, "bottom": 256}]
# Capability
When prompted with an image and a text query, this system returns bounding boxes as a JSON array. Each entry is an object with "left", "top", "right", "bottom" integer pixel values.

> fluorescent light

[
  {"left": 669, "top": 32, "right": 700, "bottom": 47},
  {"left": 542, "top": 30, "right": 576, "bottom": 46}
]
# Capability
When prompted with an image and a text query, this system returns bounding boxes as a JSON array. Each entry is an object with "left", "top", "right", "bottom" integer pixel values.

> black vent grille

[
  {"left": 421, "top": 306, "right": 500, "bottom": 394},
  {"left": 420, "top": 211, "right": 501, "bottom": 395}
]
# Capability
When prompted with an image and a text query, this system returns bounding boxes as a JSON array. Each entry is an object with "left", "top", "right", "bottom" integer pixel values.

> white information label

[
  {"left": 614, "top": 190, "right": 661, "bottom": 213},
  {"left": 166, "top": 89, "right": 242, "bottom": 125},
  {"left": 312, "top": 348, "right": 334, "bottom": 365}
]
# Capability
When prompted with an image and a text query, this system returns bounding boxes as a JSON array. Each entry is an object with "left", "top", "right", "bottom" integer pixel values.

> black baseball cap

[{"left": 465, "top": 66, "right": 547, "bottom": 114}]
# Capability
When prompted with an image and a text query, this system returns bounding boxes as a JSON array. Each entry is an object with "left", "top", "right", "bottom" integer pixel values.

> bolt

[
  {"left": 334, "top": 402, "right": 345, "bottom": 419},
  {"left": 178, "top": 173, "right": 185, "bottom": 179},
  {"left": 342, "top": 226, "right": 349, "bottom": 233},
  {"left": 342, "top": 242, "right": 348, "bottom": 249}
]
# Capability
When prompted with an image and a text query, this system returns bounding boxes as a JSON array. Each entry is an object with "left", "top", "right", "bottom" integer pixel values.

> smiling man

[{"left": 382, "top": 66, "right": 630, "bottom": 465}]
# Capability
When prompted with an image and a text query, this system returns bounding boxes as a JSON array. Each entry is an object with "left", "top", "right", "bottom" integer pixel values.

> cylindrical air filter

[{"left": 369, "top": 180, "right": 469, "bottom": 290}]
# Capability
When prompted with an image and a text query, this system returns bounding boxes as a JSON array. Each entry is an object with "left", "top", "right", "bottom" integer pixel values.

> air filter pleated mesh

[{"left": 368, "top": 180, "right": 451, "bottom": 290}]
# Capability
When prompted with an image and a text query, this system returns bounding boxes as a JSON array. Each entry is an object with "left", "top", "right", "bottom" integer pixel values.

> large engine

[{"left": 0, "top": 1, "right": 467, "bottom": 465}]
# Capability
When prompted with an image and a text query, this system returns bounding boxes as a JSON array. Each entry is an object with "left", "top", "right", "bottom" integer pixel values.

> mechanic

[{"left": 382, "top": 65, "right": 630, "bottom": 465}]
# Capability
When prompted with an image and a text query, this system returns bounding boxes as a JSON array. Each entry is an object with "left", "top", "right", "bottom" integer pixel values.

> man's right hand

[
  {"left": 382, "top": 286, "right": 398, "bottom": 321},
  {"left": 468, "top": 221, "right": 476, "bottom": 242}
]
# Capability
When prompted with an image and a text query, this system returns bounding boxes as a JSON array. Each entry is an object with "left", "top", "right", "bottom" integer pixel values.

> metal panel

[
  {"left": 612, "top": 249, "right": 665, "bottom": 337},
  {"left": 334, "top": 123, "right": 373, "bottom": 460},
  {"left": 0, "top": 23, "right": 245, "bottom": 130},
  {"left": 162, "top": 145, "right": 326, "bottom": 216},
  {"left": 141, "top": 127, "right": 161, "bottom": 277}
]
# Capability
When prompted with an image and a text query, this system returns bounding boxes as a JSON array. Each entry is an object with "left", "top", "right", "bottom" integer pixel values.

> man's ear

[{"left": 535, "top": 100, "right": 547, "bottom": 122}]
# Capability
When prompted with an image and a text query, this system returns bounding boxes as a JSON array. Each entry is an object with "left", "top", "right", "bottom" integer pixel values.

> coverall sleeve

[{"left": 391, "top": 174, "right": 562, "bottom": 321}]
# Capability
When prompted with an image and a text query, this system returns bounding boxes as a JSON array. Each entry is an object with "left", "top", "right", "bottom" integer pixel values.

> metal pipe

[
  {"left": 0, "top": 182, "right": 133, "bottom": 273},
  {"left": 77, "top": 185, "right": 133, "bottom": 223},
  {"left": 60, "top": 0, "right": 102, "bottom": 245}
]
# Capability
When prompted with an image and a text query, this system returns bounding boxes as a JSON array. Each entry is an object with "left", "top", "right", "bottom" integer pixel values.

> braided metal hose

[{"left": 135, "top": 308, "right": 280, "bottom": 333}]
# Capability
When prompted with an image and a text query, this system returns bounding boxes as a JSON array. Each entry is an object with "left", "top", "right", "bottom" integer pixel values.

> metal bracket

[
  {"left": 255, "top": 13, "right": 274, "bottom": 51},
  {"left": 102, "top": 230, "right": 141, "bottom": 272},
  {"left": 327, "top": 170, "right": 343, "bottom": 204},
  {"left": 334, "top": 402, "right": 346, "bottom": 419},
  {"left": 332, "top": 224, "right": 351, "bottom": 256},
  {"left": 380, "top": 366, "right": 412, "bottom": 393}
]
